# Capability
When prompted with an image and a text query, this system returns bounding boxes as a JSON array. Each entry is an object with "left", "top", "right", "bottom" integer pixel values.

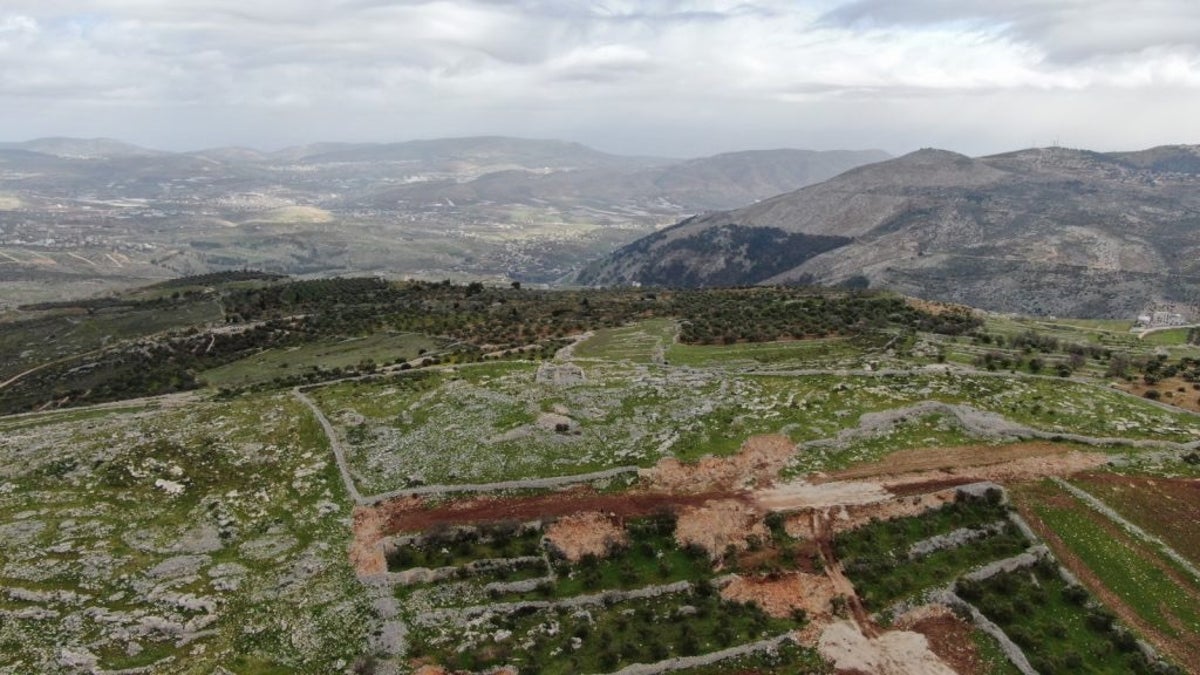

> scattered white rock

[{"left": 155, "top": 478, "right": 185, "bottom": 496}]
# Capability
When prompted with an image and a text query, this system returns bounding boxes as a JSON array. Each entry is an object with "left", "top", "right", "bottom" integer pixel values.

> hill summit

[{"left": 579, "top": 145, "right": 1200, "bottom": 317}]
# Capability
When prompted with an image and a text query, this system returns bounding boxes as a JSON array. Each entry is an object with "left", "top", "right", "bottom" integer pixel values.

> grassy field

[
  {"left": 1140, "top": 328, "right": 1194, "bottom": 346},
  {"left": 1070, "top": 472, "right": 1200, "bottom": 565},
  {"left": 1014, "top": 481, "right": 1200, "bottom": 662},
  {"left": 665, "top": 336, "right": 868, "bottom": 368},
  {"left": 199, "top": 332, "right": 442, "bottom": 388},
  {"left": 959, "top": 560, "right": 1163, "bottom": 674},
  {"left": 574, "top": 318, "right": 677, "bottom": 362}
]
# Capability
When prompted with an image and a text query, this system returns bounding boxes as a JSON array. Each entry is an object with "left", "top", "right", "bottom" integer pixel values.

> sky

[{"left": 1, "top": 0, "right": 1198, "bottom": 157}]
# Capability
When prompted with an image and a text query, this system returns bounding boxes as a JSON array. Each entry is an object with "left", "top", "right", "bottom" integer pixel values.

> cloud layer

[{"left": 1, "top": 1, "right": 1197, "bottom": 155}]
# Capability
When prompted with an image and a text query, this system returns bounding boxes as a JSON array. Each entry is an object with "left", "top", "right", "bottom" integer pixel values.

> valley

[{"left": 0, "top": 137, "right": 885, "bottom": 307}]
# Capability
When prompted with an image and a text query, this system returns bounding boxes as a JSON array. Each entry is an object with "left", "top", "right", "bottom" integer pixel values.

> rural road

[{"left": 292, "top": 387, "right": 365, "bottom": 505}]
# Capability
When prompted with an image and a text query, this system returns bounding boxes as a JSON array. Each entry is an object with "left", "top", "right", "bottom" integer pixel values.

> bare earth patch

[
  {"left": 645, "top": 434, "right": 796, "bottom": 493},
  {"left": 895, "top": 604, "right": 987, "bottom": 675},
  {"left": 350, "top": 500, "right": 408, "bottom": 577},
  {"left": 348, "top": 487, "right": 749, "bottom": 575},
  {"left": 808, "top": 443, "right": 1110, "bottom": 494},
  {"left": 757, "top": 480, "right": 892, "bottom": 512},
  {"left": 906, "top": 297, "right": 976, "bottom": 317},
  {"left": 721, "top": 571, "right": 838, "bottom": 619},
  {"left": 1073, "top": 471, "right": 1200, "bottom": 565},
  {"left": 781, "top": 490, "right": 959, "bottom": 539},
  {"left": 826, "top": 442, "right": 1106, "bottom": 482},
  {"left": 675, "top": 499, "right": 768, "bottom": 560},
  {"left": 1118, "top": 376, "right": 1200, "bottom": 414},
  {"left": 818, "top": 620, "right": 957, "bottom": 675},
  {"left": 543, "top": 512, "right": 628, "bottom": 562}
]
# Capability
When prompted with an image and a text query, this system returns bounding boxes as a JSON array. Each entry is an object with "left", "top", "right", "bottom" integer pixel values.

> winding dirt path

[{"left": 292, "top": 387, "right": 365, "bottom": 505}]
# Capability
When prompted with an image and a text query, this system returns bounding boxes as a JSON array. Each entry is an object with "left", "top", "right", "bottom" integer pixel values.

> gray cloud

[
  {"left": 821, "top": 0, "right": 1200, "bottom": 61},
  {"left": 0, "top": 1, "right": 1196, "bottom": 155}
]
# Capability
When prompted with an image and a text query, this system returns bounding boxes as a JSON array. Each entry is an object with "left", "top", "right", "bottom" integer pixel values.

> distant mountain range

[
  {"left": 579, "top": 145, "right": 1200, "bottom": 318},
  {"left": 0, "top": 135, "right": 887, "bottom": 306}
]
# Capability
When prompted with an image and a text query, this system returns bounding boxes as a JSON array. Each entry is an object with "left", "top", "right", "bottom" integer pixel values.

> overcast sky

[{"left": 1, "top": 0, "right": 1198, "bottom": 157}]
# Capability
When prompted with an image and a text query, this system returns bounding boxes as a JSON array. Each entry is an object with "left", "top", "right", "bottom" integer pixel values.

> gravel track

[
  {"left": 605, "top": 632, "right": 798, "bottom": 675},
  {"left": 292, "top": 387, "right": 364, "bottom": 504}
]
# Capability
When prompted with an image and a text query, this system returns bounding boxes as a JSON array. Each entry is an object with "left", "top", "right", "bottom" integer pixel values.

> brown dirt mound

[
  {"left": 350, "top": 497, "right": 422, "bottom": 577},
  {"left": 757, "top": 480, "right": 892, "bottom": 512},
  {"left": 675, "top": 499, "right": 768, "bottom": 560},
  {"left": 895, "top": 605, "right": 987, "bottom": 675},
  {"left": 646, "top": 434, "right": 796, "bottom": 493},
  {"left": 543, "top": 512, "right": 628, "bottom": 562},
  {"left": 721, "top": 571, "right": 839, "bottom": 619},
  {"left": 830, "top": 491, "right": 959, "bottom": 536},
  {"left": 818, "top": 621, "right": 957, "bottom": 675},
  {"left": 879, "top": 451, "right": 1109, "bottom": 487},
  {"left": 779, "top": 489, "right": 957, "bottom": 540}
]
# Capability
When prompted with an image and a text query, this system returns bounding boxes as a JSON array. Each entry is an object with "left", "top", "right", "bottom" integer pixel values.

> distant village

[{"left": 1134, "top": 309, "right": 1190, "bottom": 329}]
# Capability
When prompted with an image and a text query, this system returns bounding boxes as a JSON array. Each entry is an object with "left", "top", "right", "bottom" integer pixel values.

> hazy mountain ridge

[
  {"left": 0, "top": 137, "right": 167, "bottom": 159},
  {"left": 0, "top": 136, "right": 887, "bottom": 306},
  {"left": 580, "top": 145, "right": 1200, "bottom": 317},
  {"left": 349, "top": 148, "right": 890, "bottom": 212}
]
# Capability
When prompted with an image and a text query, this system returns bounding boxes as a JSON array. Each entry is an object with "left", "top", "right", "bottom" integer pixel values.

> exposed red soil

[
  {"left": 350, "top": 498, "right": 402, "bottom": 577},
  {"left": 733, "top": 538, "right": 824, "bottom": 575},
  {"left": 1013, "top": 483, "right": 1200, "bottom": 668},
  {"left": 349, "top": 486, "right": 749, "bottom": 576},
  {"left": 674, "top": 499, "right": 769, "bottom": 561},
  {"left": 721, "top": 571, "right": 838, "bottom": 619},
  {"left": 811, "top": 511, "right": 878, "bottom": 636},
  {"left": 646, "top": 434, "right": 796, "bottom": 493},
  {"left": 866, "top": 451, "right": 1108, "bottom": 490},
  {"left": 381, "top": 487, "right": 747, "bottom": 533},
  {"left": 784, "top": 491, "right": 958, "bottom": 540},
  {"left": 543, "top": 512, "right": 628, "bottom": 562},
  {"left": 1072, "top": 472, "right": 1200, "bottom": 564},
  {"left": 896, "top": 605, "right": 987, "bottom": 675},
  {"left": 1118, "top": 376, "right": 1200, "bottom": 414}
]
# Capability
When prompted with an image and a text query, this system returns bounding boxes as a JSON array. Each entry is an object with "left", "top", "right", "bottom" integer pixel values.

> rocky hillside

[{"left": 579, "top": 145, "right": 1200, "bottom": 317}]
